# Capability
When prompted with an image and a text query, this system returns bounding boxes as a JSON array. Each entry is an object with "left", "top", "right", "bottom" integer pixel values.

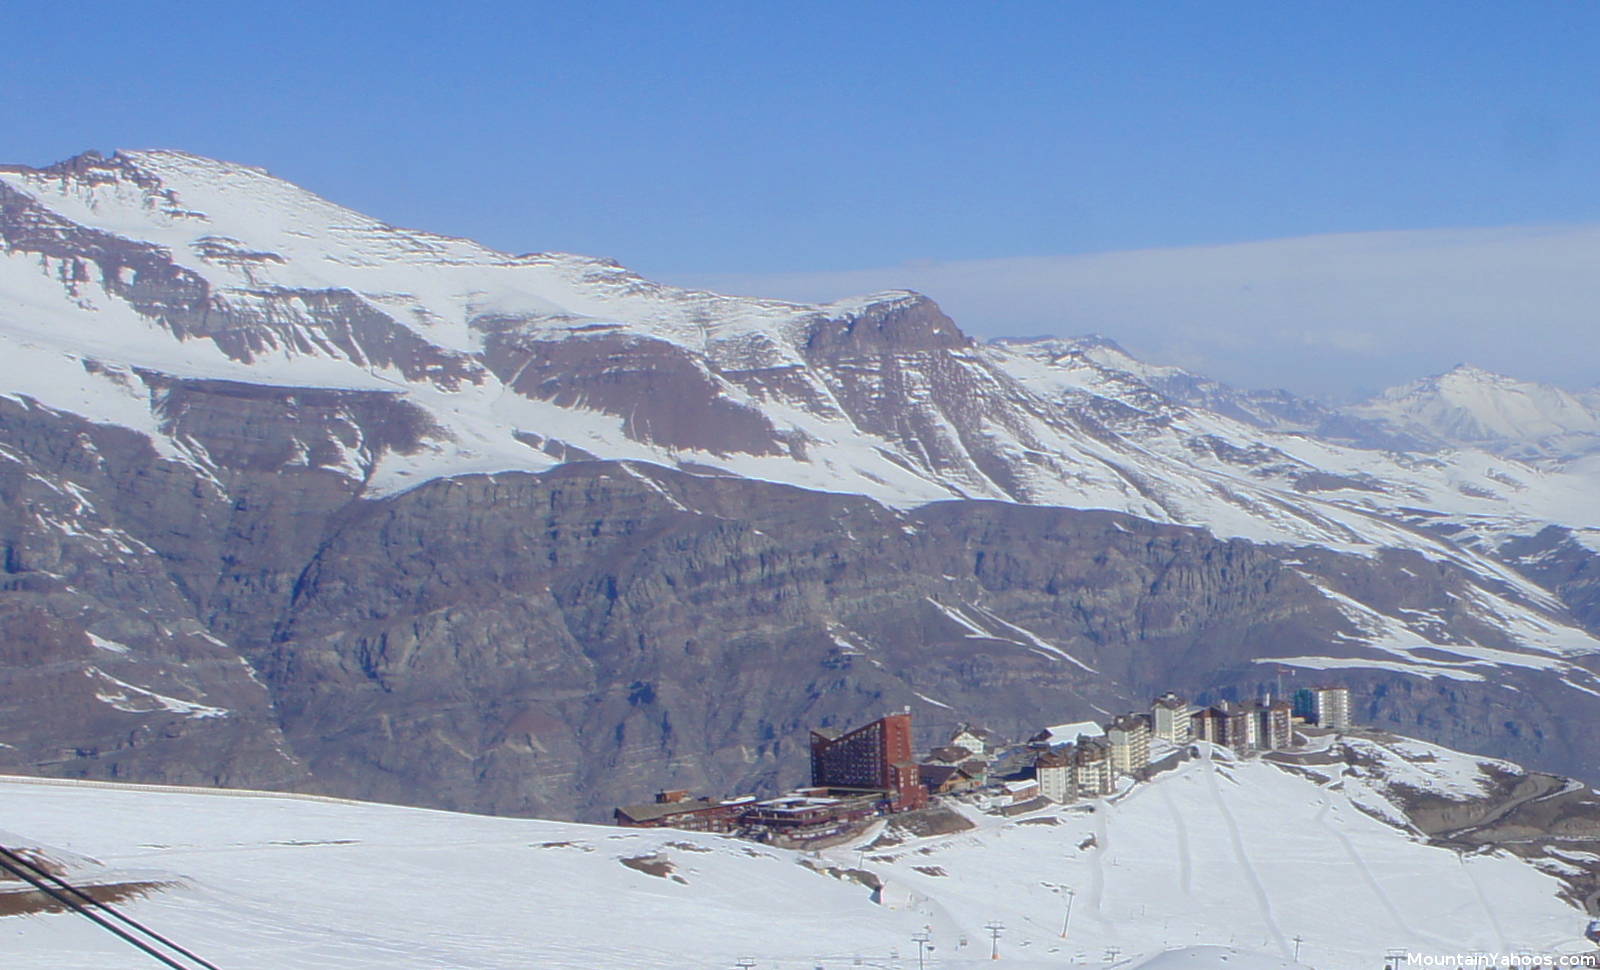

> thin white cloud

[{"left": 673, "top": 225, "right": 1600, "bottom": 399}]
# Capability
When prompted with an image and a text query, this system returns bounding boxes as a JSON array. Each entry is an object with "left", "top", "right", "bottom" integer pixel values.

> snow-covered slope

[
  {"left": 2, "top": 735, "right": 1594, "bottom": 969},
  {"left": 2, "top": 149, "right": 1596, "bottom": 549},
  {"left": 1351, "top": 365, "right": 1600, "bottom": 460}
]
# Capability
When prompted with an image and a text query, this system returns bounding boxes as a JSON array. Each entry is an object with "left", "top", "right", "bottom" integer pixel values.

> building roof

[
  {"left": 1034, "top": 750, "right": 1072, "bottom": 768},
  {"left": 927, "top": 745, "right": 972, "bottom": 764},
  {"left": 754, "top": 795, "right": 840, "bottom": 809},
  {"left": 1153, "top": 693, "right": 1188, "bottom": 710},
  {"left": 1039, "top": 719, "right": 1104, "bottom": 742},
  {"left": 614, "top": 797, "right": 728, "bottom": 824},
  {"left": 919, "top": 764, "right": 970, "bottom": 788},
  {"left": 1004, "top": 779, "right": 1039, "bottom": 793},
  {"left": 952, "top": 724, "right": 997, "bottom": 740}
]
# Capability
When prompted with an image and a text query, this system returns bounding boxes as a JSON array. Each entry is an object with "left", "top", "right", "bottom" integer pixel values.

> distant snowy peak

[
  {"left": 994, "top": 332, "right": 1181, "bottom": 381},
  {"left": 991, "top": 333, "right": 1403, "bottom": 445},
  {"left": 1354, "top": 364, "right": 1600, "bottom": 460}
]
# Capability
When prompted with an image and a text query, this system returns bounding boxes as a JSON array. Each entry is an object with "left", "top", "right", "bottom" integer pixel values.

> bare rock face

[
  {"left": 1500, "top": 526, "right": 1600, "bottom": 633},
  {"left": 0, "top": 397, "right": 303, "bottom": 789},
  {"left": 481, "top": 328, "right": 796, "bottom": 457},
  {"left": 802, "top": 294, "right": 968, "bottom": 358}
]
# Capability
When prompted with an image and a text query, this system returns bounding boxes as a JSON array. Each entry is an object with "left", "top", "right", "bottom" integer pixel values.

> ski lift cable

[
  {"left": 0, "top": 843, "right": 220, "bottom": 970},
  {"left": 0, "top": 841, "right": 221, "bottom": 968}
]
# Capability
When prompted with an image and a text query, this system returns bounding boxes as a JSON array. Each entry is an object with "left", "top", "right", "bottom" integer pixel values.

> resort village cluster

[{"left": 614, "top": 685, "right": 1353, "bottom": 844}]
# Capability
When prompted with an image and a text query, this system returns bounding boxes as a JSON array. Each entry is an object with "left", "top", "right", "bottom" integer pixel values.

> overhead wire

[{"left": 0, "top": 842, "right": 220, "bottom": 970}]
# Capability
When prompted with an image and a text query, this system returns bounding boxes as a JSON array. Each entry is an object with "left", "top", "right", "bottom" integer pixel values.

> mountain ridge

[{"left": 1, "top": 149, "right": 1598, "bottom": 820}]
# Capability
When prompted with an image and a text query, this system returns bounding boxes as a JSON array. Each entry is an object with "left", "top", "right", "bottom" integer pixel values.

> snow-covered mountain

[
  {"left": 2, "top": 150, "right": 1595, "bottom": 543},
  {"left": 2, "top": 149, "right": 1600, "bottom": 817},
  {"left": 1350, "top": 365, "right": 1600, "bottom": 461},
  {"left": 4, "top": 731, "right": 1597, "bottom": 969}
]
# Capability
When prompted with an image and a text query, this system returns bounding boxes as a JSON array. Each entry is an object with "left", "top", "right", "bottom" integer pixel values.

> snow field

[
  {"left": 3, "top": 739, "right": 1591, "bottom": 970},
  {"left": 822, "top": 750, "right": 1588, "bottom": 968}
]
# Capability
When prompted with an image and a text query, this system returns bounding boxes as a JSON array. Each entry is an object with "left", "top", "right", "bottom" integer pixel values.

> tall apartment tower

[
  {"left": 1293, "top": 686, "right": 1351, "bottom": 730},
  {"left": 1191, "top": 707, "right": 1226, "bottom": 745},
  {"left": 1257, "top": 700, "right": 1293, "bottom": 750},
  {"left": 1106, "top": 715, "right": 1151, "bottom": 775},
  {"left": 1151, "top": 693, "right": 1192, "bottom": 743},
  {"left": 1074, "top": 737, "right": 1113, "bottom": 796},
  {"left": 1222, "top": 706, "right": 1256, "bottom": 752},
  {"left": 1034, "top": 749, "right": 1075, "bottom": 803},
  {"left": 810, "top": 712, "right": 928, "bottom": 811}
]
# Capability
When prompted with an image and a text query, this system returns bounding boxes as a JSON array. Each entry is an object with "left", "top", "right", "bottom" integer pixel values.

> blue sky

[{"left": 5, "top": 2, "right": 1598, "bottom": 395}]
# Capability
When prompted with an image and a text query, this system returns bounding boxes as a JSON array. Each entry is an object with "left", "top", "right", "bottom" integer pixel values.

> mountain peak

[{"left": 1356, "top": 362, "right": 1600, "bottom": 451}]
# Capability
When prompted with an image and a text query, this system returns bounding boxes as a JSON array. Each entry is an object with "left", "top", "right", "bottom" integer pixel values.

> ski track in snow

[
  {"left": 1088, "top": 797, "right": 1111, "bottom": 926},
  {"left": 1158, "top": 782, "right": 1194, "bottom": 897},
  {"left": 1201, "top": 750, "right": 1291, "bottom": 958},
  {"left": 1312, "top": 787, "right": 1427, "bottom": 945},
  {"left": 1458, "top": 852, "right": 1512, "bottom": 954}
]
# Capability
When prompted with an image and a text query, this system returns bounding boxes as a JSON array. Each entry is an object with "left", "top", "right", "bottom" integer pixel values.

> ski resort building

[
  {"left": 1295, "top": 686, "right": 1351, "bottom": 730},
  {"left": 1151, "top": 692, "right": 1193, "bottom": 743},
  {"left": 920, "top": 764, "right": 980, "bottom": 795},
  {"left": 949, "top": 724, "right": 998, "bottom": 759},
  {"left": 1190, "top": 704, "right": 1257, "bottom": 751},
  {"left": 1191, "top": 706, "right": 1225, "bottom": 745},
  {"left": 1028, "top": 720, "right": 1103, "bottom": 748},
  {"left": 1034, "top": 748, "right": 1074, "bottom": 802},
  {"left": 810, "top": 712, "right": 928, "bottom": 812},
  {"left": 1227, "top": 705, "right": 1258, "bottom": 750},
  {"left": 1189, "top": 695, "right": 1308, "bottom": 754},
  {"left": 924, "top": 745, "right": 974, "bottom": 767},
  {"left": 1106, "top": 714, "right": 1151, "bottom": 775},
  {"left": 1074, "top": 738, "right": 1113, "bottom": 796},
  {"left": 614, "top": 791, "right": 754, "bottom": 831},
  {"left": 739, "top": 791, "right": 880, "bottom": 836},
  {"left": 1003, "top": 778, "right": 1040, "bottom": 804},
  {"left": 1256, "top": 699, "right": 1294, "bottom": 750}
]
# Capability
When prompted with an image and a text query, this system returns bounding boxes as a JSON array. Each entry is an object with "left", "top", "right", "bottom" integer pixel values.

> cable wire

[{"left": 0, "top": 843, "right": 220, "bottom": 970}]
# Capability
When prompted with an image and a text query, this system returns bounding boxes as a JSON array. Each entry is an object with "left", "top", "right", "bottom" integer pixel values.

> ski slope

[{"left": 1, "top": 740, "right": 1591, "bottom": 969}]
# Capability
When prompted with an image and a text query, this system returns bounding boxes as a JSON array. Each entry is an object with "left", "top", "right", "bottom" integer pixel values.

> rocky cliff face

[
  {"left": 3, "top": 379, "right": 1598, "bottom": 820},
  {"left": 2, "top": 150, "right": 1599, "bottom": 821}
]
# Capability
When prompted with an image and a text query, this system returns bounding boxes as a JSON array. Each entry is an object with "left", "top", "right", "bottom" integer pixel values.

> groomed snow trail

[
  {"left": 1201, "top": 749, "right": 1292, "bottom": 958},
  {"left": 1158, "top": 782, "right": 1194, "bottom": 897},
  {"left": 1459, "top": 852, "right": 1512, "bottom": 953},
  {"left": 1088, "top": 797, "right": 1112, "bottom": 927},
  {"left": 1312, "top": 787, "right": 1426, "bottom": 943}
]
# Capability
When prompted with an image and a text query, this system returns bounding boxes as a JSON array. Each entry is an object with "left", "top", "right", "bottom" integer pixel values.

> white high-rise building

[
  {"left": 1151, "top": 693, "right": 1192, "bottom": 743},
  {"left": 1106, "top": 715, "right": 1151, "bottom": 776},
  {"left": 1035, "top": 749, "right": 1075, "bottom": 803},
  {"left": 1074, "top": 738, "right": 1113, "bottom": 796},
  {"left": 1294, "top": 686, "right": 1351, "bottom": 730}
]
